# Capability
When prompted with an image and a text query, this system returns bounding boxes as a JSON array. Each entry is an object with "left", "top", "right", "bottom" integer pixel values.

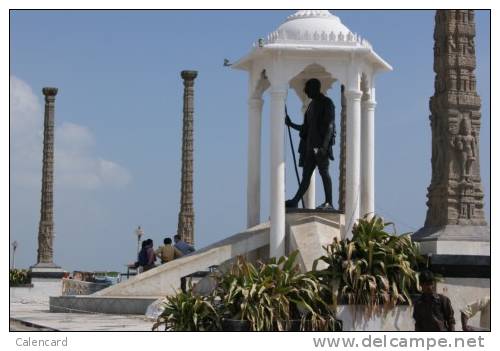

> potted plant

[
  {"left": 216, "top": 251, "right": 339, "bottom": 331},
  {"left": 313, "top": 215, "right": 423, "bottom": 329},
  {"left": 152, "top": 287, "right": 220, "bottom": 331},
  {"left": 154, "top": 251, "right": 341, "bottom": 331}
]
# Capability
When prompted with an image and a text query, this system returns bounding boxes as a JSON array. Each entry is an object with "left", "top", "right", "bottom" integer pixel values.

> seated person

[
  {"left": 173, "top": 234, "right": 195, "bottom": 255},
  {"left": 155, "top": 237, "right": 183, "bottom": 264}
]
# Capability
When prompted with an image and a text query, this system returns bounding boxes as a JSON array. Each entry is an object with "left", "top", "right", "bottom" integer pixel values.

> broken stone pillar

[{"left": 177, "top": 71, "right": 197, "bottom": 246}]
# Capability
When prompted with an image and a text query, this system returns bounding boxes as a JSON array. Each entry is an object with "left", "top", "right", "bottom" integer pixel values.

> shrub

[
  {"left": 152, "top": 288, "right": 220, "bottom": 331},
  {"left": 313, "top": 215, "right": 423, "bottom": 315},
  {"left": 215, "top": 251, "right": 337, "bottom": 331},
  {"left": 154, "top": 251, "right": 340, "bottom": 331},
  {"left": 10, "top": 269, "right": 31, "bottom": 286}
]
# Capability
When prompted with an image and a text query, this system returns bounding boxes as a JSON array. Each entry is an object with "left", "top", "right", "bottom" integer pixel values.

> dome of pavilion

[{"left": 258, "top": 10, "right": 371, "bottom": 48}]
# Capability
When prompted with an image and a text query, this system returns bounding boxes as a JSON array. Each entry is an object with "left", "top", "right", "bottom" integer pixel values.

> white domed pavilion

[{"left": 232, "top": 10, "right": 392, "bottom": 258}]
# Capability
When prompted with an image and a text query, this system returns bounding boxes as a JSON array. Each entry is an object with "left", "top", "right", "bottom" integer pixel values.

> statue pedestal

[{"left": 30, "top": 262, "right": 65, "bottom": 279}]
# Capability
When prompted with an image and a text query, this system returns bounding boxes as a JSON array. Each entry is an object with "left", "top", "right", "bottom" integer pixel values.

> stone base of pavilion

[{"left": 48, "top": 211, "right": 344, "bottom": 314}]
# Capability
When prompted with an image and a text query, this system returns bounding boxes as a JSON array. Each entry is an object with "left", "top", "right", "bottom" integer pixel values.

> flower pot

[{"left": 221, "top": 318, "right": 251, "bottom": 332}]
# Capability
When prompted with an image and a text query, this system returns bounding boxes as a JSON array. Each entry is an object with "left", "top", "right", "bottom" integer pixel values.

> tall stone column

[
  {"left": 338, "top": 85, "right": 347, "bottom": 213},
  {"left": 344, "top": 89, "right": 362, "bottom": 238},
  {"left": 413, "top": 12, "right": 489, "bottom": 324},
  {"left": 31, "top": 87, "right": 63, "bottom": 277},
  {"left": 414, "top": 10, "right": 489, "bottom": 256},
  {"left": 247, "top": 97, "right": 263, "bottom": 228},
  {"left": 177, "top": 71, "right": 197, "bottom": 246},
  {"left": 269, "top": 85, "right": 287, "bottom": 258}
]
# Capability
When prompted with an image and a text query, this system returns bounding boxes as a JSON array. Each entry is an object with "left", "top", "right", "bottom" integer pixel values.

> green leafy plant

[
  {"left": 215, "top": 251, "right": 338, "bottom": 331},
  {"left": 10, "top": 269, "right": 31, "bottom": 286},
  {"left": 152, "top": 288, "right": 220, "bottom": 331},
  {"left": 313, "top": 215, "right": 423, "bottom": 315},
  {"left": 154, "top": 251, "right": 340, "bottom": 331}
]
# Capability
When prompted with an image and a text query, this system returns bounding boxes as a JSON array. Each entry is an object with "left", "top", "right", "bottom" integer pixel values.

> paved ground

[{"left": 10, "top": 279, "right": 155, "bottom": 331}]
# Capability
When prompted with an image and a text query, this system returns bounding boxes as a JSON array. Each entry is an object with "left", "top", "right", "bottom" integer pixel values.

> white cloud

[{"left": 10, "top": 75, "right": 132, "bottom": 190}]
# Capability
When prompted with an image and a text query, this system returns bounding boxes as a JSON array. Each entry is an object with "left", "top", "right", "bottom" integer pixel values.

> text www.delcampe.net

[{"left": 312, "top": 334, "right": 486, "bottom": 350}]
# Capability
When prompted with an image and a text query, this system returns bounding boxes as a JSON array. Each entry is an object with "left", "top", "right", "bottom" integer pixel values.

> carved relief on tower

[
  {"left": 430, "top": 113, "right": 446, "bottom": 186},
  {"left": 446, "top": 33, "right": 456, "bottom": 53},
  {"left": 450, "top": 116, "right": 477, "bottom": 184}
]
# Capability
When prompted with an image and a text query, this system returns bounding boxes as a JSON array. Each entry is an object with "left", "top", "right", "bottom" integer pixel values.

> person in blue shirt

[{"left": 173, "top": 234, "right": 195, "bottom": 255}]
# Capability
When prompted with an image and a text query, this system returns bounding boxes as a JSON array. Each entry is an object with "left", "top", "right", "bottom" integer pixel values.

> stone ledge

[
  {"left": 412, "top": 225, "right": 490, "bottom": 242},
  {"left": 49, "top": 296, "right": 160, "bottom": 315}
]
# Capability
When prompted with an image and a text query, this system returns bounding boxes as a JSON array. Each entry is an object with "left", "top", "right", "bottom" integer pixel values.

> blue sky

[{"left": 10, "top": 10, "right": 490, "bottom": 272}]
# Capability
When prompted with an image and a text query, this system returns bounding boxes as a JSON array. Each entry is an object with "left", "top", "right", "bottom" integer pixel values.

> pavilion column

[
  {"left": 301, "top": 101, "right": 316, "bottom": 209},
  {"left": 304, "top": 174, "right": 316, "bottom": 208},
  {"left": 247, "top": 97, "right": 263, "bottom": 228},
  {"left": 269, "top": 86, "right": 287, "bottom": 258},
  {"left": 344, "top": 89, "right": 363, "bottom": 238},
  {"left": 360, "top": 98, "right": 376, "bottom": 218}
]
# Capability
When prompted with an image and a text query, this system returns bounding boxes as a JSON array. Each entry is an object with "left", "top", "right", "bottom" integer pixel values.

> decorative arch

[{"left": 289, "top": 63, "right": 336, "bottom": 106}]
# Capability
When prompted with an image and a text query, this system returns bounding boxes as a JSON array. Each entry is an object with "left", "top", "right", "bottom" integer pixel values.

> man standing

[
  {"left": 413, "top": 271, "right": 455, "bottom": 331},
  {"left": 285, "top": 78, "right": 335, "bottom": 209},
  {"left": 174, "top": 234, "right": 195, "bottom": 255}
]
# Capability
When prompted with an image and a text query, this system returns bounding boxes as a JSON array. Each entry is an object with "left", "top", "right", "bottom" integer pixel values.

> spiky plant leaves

[{"left": 312, "top": 215, "right": 423, "bottom": 316}]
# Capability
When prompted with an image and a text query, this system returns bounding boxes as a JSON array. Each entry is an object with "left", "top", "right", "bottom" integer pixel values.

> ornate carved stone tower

[
  {"left": 31, "top": 87, "right": 64, "bottom": 277},
  {"left": 177, "top": 71, "right": 197, "bottom": 246},
  {"left": 414, "top": 10, "right": 489, "bottom": 254}
]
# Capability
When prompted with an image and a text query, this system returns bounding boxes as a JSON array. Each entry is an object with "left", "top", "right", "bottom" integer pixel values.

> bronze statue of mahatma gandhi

[{"left": 285, "top": 78, "right": 335, "bottom": 209}]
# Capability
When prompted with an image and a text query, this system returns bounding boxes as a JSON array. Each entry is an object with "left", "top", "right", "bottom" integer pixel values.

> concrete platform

[
  {"left": 10, "top": 279, "right": 154, "bottom": 331},
  {"left": 11, "top": 303, "right": 154, "bottom": 331},
  {"left": 50, "top": 295, "right": 160, "bottom": 314}
]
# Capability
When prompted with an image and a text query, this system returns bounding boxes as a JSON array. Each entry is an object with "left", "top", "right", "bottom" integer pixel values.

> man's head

[
  {"left": 420, "top": 270, "right": 435, "bottom": 294},
  {"left": 304, "top": 78, "right": 321, "bottom": 99},
  {"left": 174, "top": 234, "right": 181, "bottom": 243},
  {"left": 164, "top": 237, "right": 172, "bottom": 245}
]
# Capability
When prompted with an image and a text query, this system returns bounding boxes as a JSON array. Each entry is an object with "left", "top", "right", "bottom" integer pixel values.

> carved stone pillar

[
  {"left": 338, "top": 85, "right": 347, "bottom": 213},
  {"left": 177, "top": 71, "right": 197, "bottom": 246},
  {"left": 414, "top": 10, "right": 489, "bottom": 256},
  {"left": 31, "top": 87, "right": 63, "bottom": 277}
]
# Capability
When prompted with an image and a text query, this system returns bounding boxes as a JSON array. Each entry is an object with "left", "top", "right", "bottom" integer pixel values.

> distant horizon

[{"left": 9, "top": 10, "right": 490, "bottom": 273}]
